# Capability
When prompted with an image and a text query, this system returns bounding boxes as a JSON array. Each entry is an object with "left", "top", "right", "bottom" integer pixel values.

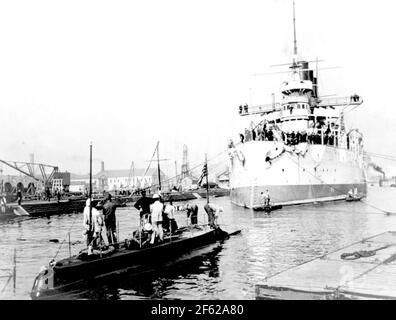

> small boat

[
  {"left": 30, "top": 225, "right": 240, "bottom": 299},
  {"left": 253, "top": 204, "right": 283, "bottom": 213},
  {"left": 345, "top": 194, "right": 364, "bottom": 202}
]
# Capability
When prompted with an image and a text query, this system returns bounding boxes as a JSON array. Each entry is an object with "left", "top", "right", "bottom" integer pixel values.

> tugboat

[
  {"left": 345, "top": 193, "right": 364, "bottom": 202},
  {"left": 253, "top": 204, "right": 283, "bottom": 213},
  {"left": 345, "top": 186, "right": 364, "bottom": 202}
]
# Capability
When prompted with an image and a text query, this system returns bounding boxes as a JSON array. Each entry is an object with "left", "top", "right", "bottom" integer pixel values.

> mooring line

[
  {"left": 284, "top": 152, "right": 396, "bottom": 215},
  {"left": 0, "top": 274, "right": 12, "bottom": 296}
]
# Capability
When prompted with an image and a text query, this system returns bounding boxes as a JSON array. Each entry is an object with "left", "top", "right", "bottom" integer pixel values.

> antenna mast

[
  {"left": 205, "top": 154, "right": 209, "bottom": 205},
  {"left": 293, "top": 0, "right": 298, "bottom": 56},
  {"left": 316, "top": 56, "right": 319, "bottom": 99},
  {"left": 156, "top": 141, "right": 161, "bottom": 192},
  {"left": 89, "top": 143, "right": 92, "bottom": 232}
]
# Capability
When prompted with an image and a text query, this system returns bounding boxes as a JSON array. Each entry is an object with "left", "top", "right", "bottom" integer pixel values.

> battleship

[{"left": 228, "top": 1, "right": 366, "bottom": 209}]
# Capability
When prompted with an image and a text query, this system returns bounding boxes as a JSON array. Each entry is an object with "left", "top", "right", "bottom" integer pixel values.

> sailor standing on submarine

[{"left": 83, "top": 198, "right": 104, "bottom": 255}]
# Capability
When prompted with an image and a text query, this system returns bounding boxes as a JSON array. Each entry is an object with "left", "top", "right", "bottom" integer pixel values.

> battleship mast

[{"left": 291, "top": 0, "right": 299, "bottom": 70}]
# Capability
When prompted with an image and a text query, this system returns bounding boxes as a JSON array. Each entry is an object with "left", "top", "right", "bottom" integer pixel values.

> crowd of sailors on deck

[
  {"left": 238, "top": 121, "right": 338, "bottom": 147},
  {"left": 239, "top": 122, "right": 274, "bottom": 143},
  {"left": 83, "top": 189, "right": 223, "bottom": 254}
]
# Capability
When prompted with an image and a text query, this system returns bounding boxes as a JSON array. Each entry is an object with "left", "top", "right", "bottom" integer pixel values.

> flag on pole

[{"left": 197, "top": 163, "right": 208, "bottom": 186}]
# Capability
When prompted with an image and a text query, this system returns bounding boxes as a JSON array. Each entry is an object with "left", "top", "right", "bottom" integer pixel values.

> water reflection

[
  {"left": 1, "top": 186, "right": 396, "bottom": 300},
  {"left": 49, "top": 243, "right": 224, "bottom": 300}
]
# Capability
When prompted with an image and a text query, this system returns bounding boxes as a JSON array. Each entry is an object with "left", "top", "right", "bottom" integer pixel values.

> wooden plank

[
  {"left": 258, "top": 231, "right": 396, "bottom": 299},
  {"left": 264, "top": 259, "right": 371, "bottom": 293},
  {"left": 340, "top": 264, "right": 396, "bottom": 299}
]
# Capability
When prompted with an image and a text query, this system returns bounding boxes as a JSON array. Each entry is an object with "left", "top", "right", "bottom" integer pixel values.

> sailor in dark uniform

[
  {"left": 102, "top": 193, "right": 119, "bottom": 245},
  {"left": 186, "top": 203, "right": 199, "bottom": 225},
  {"left": 17, "top": 190, "right": 22, "bottom": 205},
  {"left": 134, "top": 189, "right": 154, "bottom": 224}
]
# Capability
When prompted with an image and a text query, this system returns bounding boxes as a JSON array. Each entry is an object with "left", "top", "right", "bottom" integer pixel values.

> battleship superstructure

[{"left": 228, "top": 2, "right": 366, "bottom": 208}]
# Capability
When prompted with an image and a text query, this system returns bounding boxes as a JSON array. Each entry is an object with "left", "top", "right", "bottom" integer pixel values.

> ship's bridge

[{"left": 279, "top": 94, "right": 310, "bottom": 132}]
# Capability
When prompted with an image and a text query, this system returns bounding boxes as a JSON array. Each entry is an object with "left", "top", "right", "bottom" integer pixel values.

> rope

[
  {"left": 364, "top": 151, "right": 396, "bottom": 162},
  {"left": 146, "top": 120, "right": 285, "bottom": 193},
  {"left": 141, "top": 143, "right": 158, "bottom": 184},
  {"left": 284, "top": 152, "right": 396, "bottom": 215},
  {"left": 341, "top": 250, "right": 376, "bottom": 260},
  {"left": 0, "top": 274, "right": 12, "bottom": 296},
  {"left": 150, "top": 119, "right": 272, "bottom": 191},
  {"left": 142, "top": 119, "right": 278, "bottom": 192},
  {"left": 264, "top": 232, "right": 388, "bottom": 281},
  {"left": 360, "top": 199, "right": 396, "bottom": 215},
  {"left": 341, "top": 244, "right": 392, "bottom": 260},
  {"left": 144, "top": 147, "right": 229, "bottom": 192},
  {"left": 52, "top": 213, "right": 81, "bottom": 260}
]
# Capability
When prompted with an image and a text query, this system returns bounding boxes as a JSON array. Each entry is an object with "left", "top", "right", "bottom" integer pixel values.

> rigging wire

[
  {"left": 364, "top": 151, "right": 396, "bottom": 162},
  {"left": 138, "top": 125, "right": 396, "bottom": 209},
  {"left": 142, "top": 143, "right": 158, "bottom": 182},
  {"left": 284, "top": 152, "right": 396, "bottom": 215},
  {"left": 146, "top": 147, "right": 229, "bottom": 191},
  {"left": 52, "top": 213, "right": 81, "bottom": 261}
]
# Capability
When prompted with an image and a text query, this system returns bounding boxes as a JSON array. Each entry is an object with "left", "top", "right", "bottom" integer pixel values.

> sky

[{"left": 0, "top": 0, "right": 396, "bottom": 177}]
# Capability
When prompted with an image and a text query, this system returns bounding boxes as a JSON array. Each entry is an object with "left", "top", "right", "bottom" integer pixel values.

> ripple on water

[{"left": 1, "top": 187, "right": 396, "bottom": 299}]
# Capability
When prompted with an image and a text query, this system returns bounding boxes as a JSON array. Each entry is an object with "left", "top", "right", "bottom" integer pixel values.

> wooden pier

[{"left": 256, "top": 231, "right": 396, "bottom": 300}]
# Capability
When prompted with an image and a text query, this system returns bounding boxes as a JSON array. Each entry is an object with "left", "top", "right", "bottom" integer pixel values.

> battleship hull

[{"left": 229, "top": 141, "right": 366, "bottom": 208}]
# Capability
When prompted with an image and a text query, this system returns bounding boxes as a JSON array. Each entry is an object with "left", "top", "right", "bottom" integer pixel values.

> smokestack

[
  {"left": 101, "top": 161, "right": 105, "bottom": 172},
  {"left": 369, "top": 162, "right": 386, "bottom": 179}
]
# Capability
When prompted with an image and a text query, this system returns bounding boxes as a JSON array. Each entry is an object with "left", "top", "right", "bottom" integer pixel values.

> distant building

[
  {"left": 70, "top": 163, "right": 167, "bottom": 192},
  {"left": 96, "top": 168, "right": 166, "bottom": 191},
  {"left": 52, "top": 172, "right": 71, "bottom": 193},
  {"left": 69, "top": 180, "right": 88, "bottom": 193},
  {"left": 1, "top": 175, "right": 37, "bottom": 194},
  {"left": 69, "top": 173, "right": 95, "bottom": 193}
]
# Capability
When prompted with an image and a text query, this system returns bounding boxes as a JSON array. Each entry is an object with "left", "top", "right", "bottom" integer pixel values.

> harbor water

[{"left": 1, "top": 186, "right": 396, "bottom": 300}]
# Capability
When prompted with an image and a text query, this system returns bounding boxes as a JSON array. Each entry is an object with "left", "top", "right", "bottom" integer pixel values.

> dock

[
  {"left": 6, "top": 198, "right": 89, "bottom": 217},
  {"left": 0, "top": 188, "right": 230, "bottom": 220},
  {"left": 256, "top": 231, "right": 396, "bottom": 300}
]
